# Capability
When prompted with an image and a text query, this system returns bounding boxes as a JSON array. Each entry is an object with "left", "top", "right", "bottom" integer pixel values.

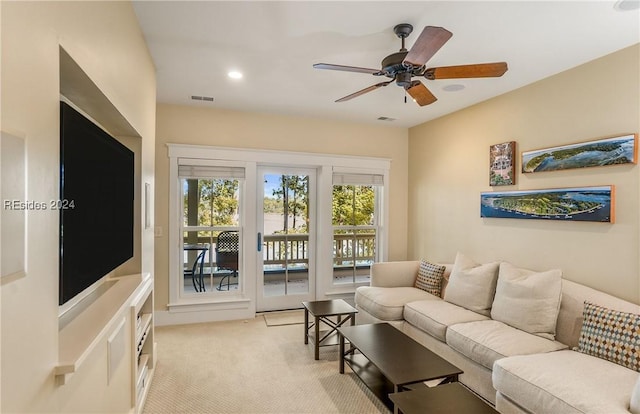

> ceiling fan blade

[
  {"left": 424, "top": 62, "right": 508, "bottom": 80},
  {"left": 313, "top": 63, "right": 380, "bottom": 75},
  {"left": 406, "top": 81, "right": 437, "bottom": 106},
  {"left": 335, "top": 80, "right": 393, "bottom": 102},
  {"left": 403, "top": 26, "right": 453, "bottom": 68}
]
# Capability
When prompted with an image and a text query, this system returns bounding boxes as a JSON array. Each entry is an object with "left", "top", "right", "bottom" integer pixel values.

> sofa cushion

[
  {"left": 631, "top": 375, "right": 640, "bottom": 414},
  {"left": 493, "top": 350, "right": 639, "bottom": 414},
  {"left": 446, "top": 320, "right": 567, "bottom": 370},
  {"left": 575, "top": 301, "right": 640, "bottom": 372},
  {"left": 414, "top": 260, "right": 446, "bottom": 296},
  {"left": 443, "top": 252, "right": 499, "bottom": 316},
  {"left": 403, "top": 299, "right": 489, "bottom": 342},
  {"left": 491, "top": 262, "right": 562, "bottom": 340},
  {"left": 354, "top": 286, "right": 438, "bottom": 321}
]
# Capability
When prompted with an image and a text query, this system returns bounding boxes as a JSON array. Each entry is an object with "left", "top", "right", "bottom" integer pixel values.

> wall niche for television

[{"left": 59, "top": 47, "right": 142, "bottom": 316}]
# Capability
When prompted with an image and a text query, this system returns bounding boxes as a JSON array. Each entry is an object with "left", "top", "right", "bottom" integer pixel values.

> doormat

[{"left": 263, "top": 310, "right": 305, "bottom": 327}]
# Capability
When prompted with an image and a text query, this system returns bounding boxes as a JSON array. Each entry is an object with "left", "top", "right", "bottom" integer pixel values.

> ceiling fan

[{"left": 313, "top": 23, "right": 508, "bottom": 106}]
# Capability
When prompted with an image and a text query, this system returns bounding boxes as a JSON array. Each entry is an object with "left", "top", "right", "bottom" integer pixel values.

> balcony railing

[{"left": 183, "top": 232, "right": 375, "bottom": 269}]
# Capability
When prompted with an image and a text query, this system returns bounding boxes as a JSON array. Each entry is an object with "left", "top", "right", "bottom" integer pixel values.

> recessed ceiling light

[
  {"left": 228, "top": 71, "right": 243, "bottom": 79},
  {"left": 614, "top": 0, "right": 640, "bottom": 10},
  {"left": 442, "top": 84, "right": 465, "bottom": 92}
]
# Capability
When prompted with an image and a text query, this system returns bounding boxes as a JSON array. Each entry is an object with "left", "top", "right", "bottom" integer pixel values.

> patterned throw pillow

[
  {"left": 415, "top": 260, "right": 446, "bottom": 297},
  {"left": 574, "top": 301, "right": 640, "bottom": 372}
]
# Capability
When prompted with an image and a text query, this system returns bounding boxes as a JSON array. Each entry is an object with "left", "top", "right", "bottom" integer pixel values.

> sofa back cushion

[
  {"left": 556, "top": 279, "right": 640, "bottom": 348},
  {"left": 370, "top": 260, "right": 420, "bottom": 287},
  {"left": 491, "top": 262, "right": 563, "bottom": 340},
  {"left": 443, "top": 252, "right": 499, "bottom": 316}
]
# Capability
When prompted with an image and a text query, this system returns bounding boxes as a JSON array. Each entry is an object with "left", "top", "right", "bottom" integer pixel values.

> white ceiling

[{"left": 133, "top": 1, "right": 640, "bottom": 128}]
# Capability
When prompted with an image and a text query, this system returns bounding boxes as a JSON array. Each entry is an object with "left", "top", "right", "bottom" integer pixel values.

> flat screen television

[{"left": 59, "top": 101, "right": 134, "bottom": 306}]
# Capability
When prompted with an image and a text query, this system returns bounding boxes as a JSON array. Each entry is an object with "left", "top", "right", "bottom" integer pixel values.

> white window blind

[
  {"left": 178, "top": 165, "right": 245, "bottom": 179},
  {"left": 332, "top": 172, "right": 383, "bottom": 186}
]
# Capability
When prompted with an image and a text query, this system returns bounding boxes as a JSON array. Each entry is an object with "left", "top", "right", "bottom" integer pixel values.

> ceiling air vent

[
  {"left": 377, "top": 116, "right": 396, "bottom": 121},
  {"left": 190, "top": 95, "right": 214, "bottom": 102}
]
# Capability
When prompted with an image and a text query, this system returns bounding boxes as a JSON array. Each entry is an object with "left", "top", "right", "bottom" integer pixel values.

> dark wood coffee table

[
  {"left": 389, "top": 382, "right": 498, "bottom": 414},
  {"left": 302, "top": 299, "right": 357, "bottom": 360},
  {"left": 338, "top": 323, "right": 462, "bottom": 411}
]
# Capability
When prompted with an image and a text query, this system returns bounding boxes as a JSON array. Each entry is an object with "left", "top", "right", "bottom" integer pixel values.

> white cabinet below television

[{"left": 131, "top": 275, "right": 155, "bottom": 413}]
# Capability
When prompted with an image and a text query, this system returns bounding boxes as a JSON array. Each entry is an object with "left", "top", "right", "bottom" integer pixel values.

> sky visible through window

[{"left": 264, "top": 175, "right": 281, "bottom": 197}]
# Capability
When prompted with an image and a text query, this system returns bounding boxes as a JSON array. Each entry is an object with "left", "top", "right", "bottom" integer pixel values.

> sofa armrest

[{"left": 370, "top": 261, "right": 420, "bottom": 287}]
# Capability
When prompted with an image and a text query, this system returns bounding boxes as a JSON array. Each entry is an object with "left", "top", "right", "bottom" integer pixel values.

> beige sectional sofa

[{"left": 354, "top": 256, "right": 640, "bottom": 413}]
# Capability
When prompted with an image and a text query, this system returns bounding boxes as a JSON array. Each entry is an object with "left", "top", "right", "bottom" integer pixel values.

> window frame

[
  {"left": 180, "top": 175, "right": 243, "bottom": 296},
  {"left": 331, "top": 174, "right": 385, "bottom": 287}
]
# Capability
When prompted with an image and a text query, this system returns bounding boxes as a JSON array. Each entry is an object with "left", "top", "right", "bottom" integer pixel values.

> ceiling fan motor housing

[
  {"left": 381, "top": 51, "right": 409, "bottom": 76},
  {"left": 381, "top": 51, "right": 425, "bottom": 84}
]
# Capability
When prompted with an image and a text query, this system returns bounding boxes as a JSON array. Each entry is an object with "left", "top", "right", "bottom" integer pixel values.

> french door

[
  {"left": 256, "top": 167, "right": 316, "bottom": 311},
  {"left": 168, "top": 144, "right": 389, "bottom": 320}
]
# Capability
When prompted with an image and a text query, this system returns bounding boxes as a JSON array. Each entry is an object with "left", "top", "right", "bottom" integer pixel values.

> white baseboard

[{"left": 154, "top": 307, "right": 255, "bottom": 326}]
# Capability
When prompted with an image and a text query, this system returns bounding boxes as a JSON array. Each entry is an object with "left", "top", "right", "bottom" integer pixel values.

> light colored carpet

[
  {"left": 263, "top": 310, "right": 305, "bottom": 326},
  {"left": 143, "top": 317, "right": 389, "bottom": 414}
]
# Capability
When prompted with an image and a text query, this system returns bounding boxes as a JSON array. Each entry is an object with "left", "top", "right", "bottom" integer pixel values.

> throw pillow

[
  {"left": 575, "top": 301, "right": 640, "bottom": 372},
  {"left": 414, "top": 260, "right": 446, "bottom": 297},
  {"left": 631, "top": 375, "right": 640, "bottom": 414},
  {"left": 491, "top": 262, "right": 563, "bottom": 340},
  {"left": 443, "top": 252, "right": 500, "bottom": 316}
]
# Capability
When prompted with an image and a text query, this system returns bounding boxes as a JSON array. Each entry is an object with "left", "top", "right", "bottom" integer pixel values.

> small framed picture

[{"left": 490, "top": 141, "right": 516, "bottom": 186}]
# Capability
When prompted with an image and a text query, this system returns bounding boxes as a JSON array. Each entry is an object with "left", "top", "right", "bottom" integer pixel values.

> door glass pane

[
  {"left": 182, "top": 178, "right": 241, "bottom": 294},
  {"left": 263, "top": 174, "right": 309, "bottom": 297},
  {"left": 332, "top": 184, "right": 376, "bottom": 284}
]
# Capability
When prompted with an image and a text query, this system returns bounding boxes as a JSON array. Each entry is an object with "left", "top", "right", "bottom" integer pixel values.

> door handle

[{"left": 257, "top": 232, "right": 262, "bottom": 252}]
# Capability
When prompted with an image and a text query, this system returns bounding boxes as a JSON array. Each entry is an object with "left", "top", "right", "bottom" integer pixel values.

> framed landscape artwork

[
  {"left": 522, "top": 133, "right": 637, "bottom": 173},
  {"left": 489, "top": 141, "right": 516, "bottom": 186},
  {"left": 480, "top": 185, "right": 615, "bottom": 223}
]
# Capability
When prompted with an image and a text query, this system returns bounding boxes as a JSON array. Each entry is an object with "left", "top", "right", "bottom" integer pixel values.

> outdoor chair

[
  {"left": 216, "top": 231, "right": 239, "bottom": 290},
  {"left": 184, "top": 246, "right": 207, "bottom": 292}
]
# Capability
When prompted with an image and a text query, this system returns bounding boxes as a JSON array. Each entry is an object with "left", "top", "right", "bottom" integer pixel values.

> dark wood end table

[
  {"left": 302, "top": 299, "right": 357, "bottom": 360},
  {"left": 389, "top": 382, "right": 498, "bottom": 414}
]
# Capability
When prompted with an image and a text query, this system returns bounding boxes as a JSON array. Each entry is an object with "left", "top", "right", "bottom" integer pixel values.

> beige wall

[
  {"left": 1, "top": 1, "right": 155, "bottom": 412},
  {"left": 408, "top": 44, "right": 640, "bottom": 304},
  {"left": 155, "top": 104, "right": 408, "bottom": 311}
]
